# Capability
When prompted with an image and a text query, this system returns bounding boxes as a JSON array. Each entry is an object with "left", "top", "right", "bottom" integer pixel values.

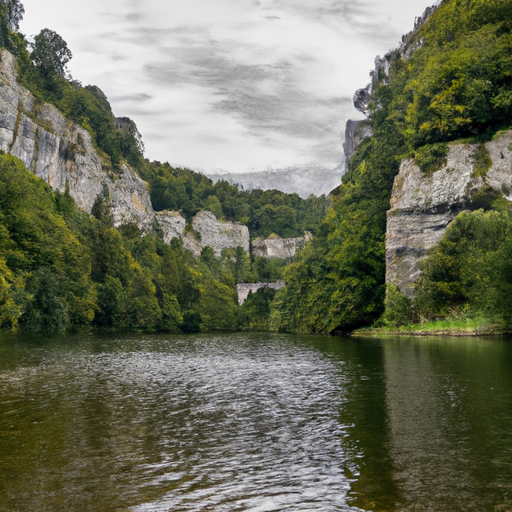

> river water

[{"left": 0, "top": 332, "right": 511, "bottom": 511}]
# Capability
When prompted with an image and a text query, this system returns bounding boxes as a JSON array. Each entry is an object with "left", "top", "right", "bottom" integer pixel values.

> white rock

[
  {"left": 386, "top": 131, "right": 512, "bottom": 298},
  {"left": 156, "top": 210, "right": 250, "bottom": 257},
  {"left": 0, "top": 49, "right": 154, "bottom": 232}
]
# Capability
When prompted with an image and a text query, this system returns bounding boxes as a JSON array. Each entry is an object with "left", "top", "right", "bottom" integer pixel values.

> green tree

[
  {"left": 2, "top": 0, "right": 23, "bottom": 30},
  {"left": 413, "top": 209, "right": 512, "bottom": 325},
  {"left": 30, "top": 28, "right": 72, "bottom": 78},
  {"left": 21, "top": 267, "right": 69, "bottom": 333}
]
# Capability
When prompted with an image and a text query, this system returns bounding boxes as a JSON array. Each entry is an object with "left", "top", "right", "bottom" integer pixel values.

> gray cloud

[{"left": 21, "top": 0, "right": 433, "bottom": 177}]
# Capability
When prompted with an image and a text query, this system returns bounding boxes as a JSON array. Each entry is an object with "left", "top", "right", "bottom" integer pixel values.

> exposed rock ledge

[
  {"left": 0, "top": 49, "right": 154, "bottom": 232},
  {"left": 386, "top": 130, "right": 512, "bottom": 298},
  {"left": 252, "top": 232, "right": 312, "bottom": 259},
  {"left": 157, "top": 210, "right": 250, "bottom": 257}
]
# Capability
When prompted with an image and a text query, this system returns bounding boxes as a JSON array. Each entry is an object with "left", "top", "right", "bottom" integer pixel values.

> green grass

[{"left": 353, "top": 317, "right": 509, "bottom": 336}]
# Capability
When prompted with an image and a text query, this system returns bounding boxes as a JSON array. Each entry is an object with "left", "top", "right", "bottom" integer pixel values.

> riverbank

[{"left": 352, "top": 318, "right": 512, "bottom": 337}]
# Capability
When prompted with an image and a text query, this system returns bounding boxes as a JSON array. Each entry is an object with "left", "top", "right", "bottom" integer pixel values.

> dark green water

[{"left": 0, "top": 332, "right": 511, "bottom": 511}]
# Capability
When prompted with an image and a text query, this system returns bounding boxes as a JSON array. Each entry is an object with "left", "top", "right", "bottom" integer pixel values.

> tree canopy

[{"left": 30, "top": 28, "right": 72, "bottom": 78}]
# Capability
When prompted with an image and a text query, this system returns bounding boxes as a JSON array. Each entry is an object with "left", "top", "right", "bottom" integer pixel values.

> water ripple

[{"left": 0, "top": 333, "right": 361, "bottom": 512}]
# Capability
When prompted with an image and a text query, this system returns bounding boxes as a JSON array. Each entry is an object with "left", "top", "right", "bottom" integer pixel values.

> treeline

[
  {"left": 138, "top": 162, "right": 330, "bottom": 239},
  {"left": 9, "top": 29, "right": 145, "bottom": 172},
  {"left": 270, "top": 0, "right": 512, "bottom": 333}
]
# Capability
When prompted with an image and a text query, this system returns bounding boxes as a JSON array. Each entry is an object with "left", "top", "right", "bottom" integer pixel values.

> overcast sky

[{"left": 20, "top": 0, "right": 433, "bottom": 175}]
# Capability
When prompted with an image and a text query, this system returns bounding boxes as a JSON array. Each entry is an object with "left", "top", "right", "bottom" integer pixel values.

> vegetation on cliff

[
  {"left": 0, "top": 154, "right": 243, "bottom": 332},
  {"left": 383, "top": 209, "right": 512, "bottom": 330},
  {"left": 0, "top": 149, "right": 300, "bottom": 333},
  {"left": 270, "top": 0, "right": 512, "bottom": 334},
  {"left": 0, "top": 2, "right": 319, "bottom": 334}
]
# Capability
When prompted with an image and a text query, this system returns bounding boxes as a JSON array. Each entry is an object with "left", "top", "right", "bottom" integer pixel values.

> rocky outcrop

[
  {"left": 0, "top": 49, "right": 155, "bottom": 232},
  {"left": 157, "top": 210, "right": 250, "bottom": 257},
  {"left": 156, "top": 210, "right": 186, "bottom": 244},
  {"left": 251, "top": 232, "right": 312, "bottom": 259},
  {"left": 354, "top": 4, "right": 438, "bottom": 116},
  {"left": 343, "top": 119, "right": 372, "bottom": 162},
  {"left": 386, "top": 130, "right": 512, "bottom": 298},
  {"left": 236, "top": 281, "right": 285, "bottom": 305}
]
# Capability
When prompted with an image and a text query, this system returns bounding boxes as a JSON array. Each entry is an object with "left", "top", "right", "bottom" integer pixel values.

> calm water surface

[{"left": 0, "top": 332, "right": 511, "bottom": 511}]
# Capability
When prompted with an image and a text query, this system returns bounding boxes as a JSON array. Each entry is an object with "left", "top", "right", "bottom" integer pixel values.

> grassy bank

[{"left": 353, "top": 318, "right": 512, "bottom": 337}]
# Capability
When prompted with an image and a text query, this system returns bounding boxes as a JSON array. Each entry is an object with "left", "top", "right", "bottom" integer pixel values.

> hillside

[
  {"left": 270, "top": 0, "right": 512, "bottom": 333},
  {"left": 0, "top": 1, "right": 322, "bottom": 333}
]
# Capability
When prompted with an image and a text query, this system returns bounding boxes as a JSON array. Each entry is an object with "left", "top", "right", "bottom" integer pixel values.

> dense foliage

[
  {"left": 0, "top": 154, "right": 246, "bottom": 333},
  {"left": 270, "top": 0, "right": 512, "bottom": 333},
  {"left": 384, "top": 210, "right": 512, "bottom": 328},
  {"left": 5, "top": 0, "right": 510, "bottom": 334},
  {"left": 138, "top": 162, "right": 330, "bottom": 239}
]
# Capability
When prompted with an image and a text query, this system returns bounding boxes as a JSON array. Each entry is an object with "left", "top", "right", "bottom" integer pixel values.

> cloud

[{"left": 20, "top": 0, "right": 433, "bottom": 177}]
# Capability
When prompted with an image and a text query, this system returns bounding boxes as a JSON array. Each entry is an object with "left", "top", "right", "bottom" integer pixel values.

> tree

[
  {"left": 30, "top": 28, "right": 72, "bottom": 78},
  {"left": 2, "top": 0, "right": 24, "bottom": 30}
]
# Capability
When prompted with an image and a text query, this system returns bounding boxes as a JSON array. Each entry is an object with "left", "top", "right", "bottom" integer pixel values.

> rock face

[
  {"left": 236, "top": 281, "right": 285, "bottom": 305},
  {"left": 343, "top": 119, "right": 372, "bottom": 162},
  {"left": 0, "top": 49, "right": 154, "bottom": 232},
  {"left": 387, "top": 130, "right": 512, "bottom": 298},
  {"left": 251, "top": 233, "right": 312, "bottom": 259},
  {"left": 354, "top": 4, "right": 438, "bottom": 116},
  {"left": 157, "top": 210, "right": 250, "bottom": 257},
  {"left": 156, "top": 211, "right": 186, "bottom": 244}
]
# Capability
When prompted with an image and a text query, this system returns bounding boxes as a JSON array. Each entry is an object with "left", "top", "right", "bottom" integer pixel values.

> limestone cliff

[
  {"left": 0, "top": 49, "right": 155, "bottom": 232},
  {"left": 157, "top": 210, "right": 250, "bottom": 257},
  {"left": 251, "top": 233, "right": 311, "bottom": 259},
  {"left": 386, "top": 130, "right": 512, "bottom": 298}
]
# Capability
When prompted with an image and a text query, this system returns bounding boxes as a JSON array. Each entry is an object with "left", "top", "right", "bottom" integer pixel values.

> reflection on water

[
  {"left": 340, "top": 337, "right": 512, "bottom": 512},
  {"left": 0, "top": 332, "right": 512, "bottom": 511}
]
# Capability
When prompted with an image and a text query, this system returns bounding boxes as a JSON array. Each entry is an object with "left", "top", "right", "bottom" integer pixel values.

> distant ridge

[{"left": 204, "top": 164, "right": 344, "bottom": 198}]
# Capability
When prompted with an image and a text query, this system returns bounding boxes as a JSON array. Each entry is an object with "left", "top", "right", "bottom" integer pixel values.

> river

[{"left": 0, "top": 332, "right": 511, "bottom": 511}]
